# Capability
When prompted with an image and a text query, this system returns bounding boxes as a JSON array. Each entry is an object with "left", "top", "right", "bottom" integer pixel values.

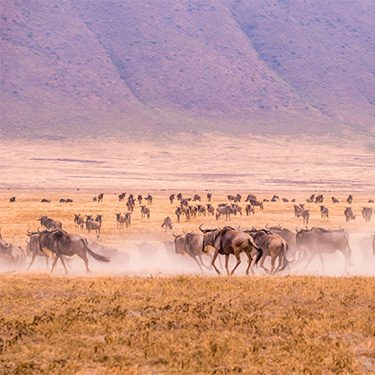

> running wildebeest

[
  {"left": 246, "top": 229, "right": 289, "bottom": 274},
  {"left": 268, "top": 225, "right": 298, "bottom": 259},
  {"left": 141, "top": 205, "right": 150, "bottom": 219},
  {"left": 40, "top": 216, "right": 62, "bottom": 230},
  {"left": 296, "top": 227, "right": 351, "bottom": 271},
  {"left": 173, "top": 232, "right": 212, "bottom": 272},
  {"left": 315, "top": 194, "right": 324, "bottom": 203},
  {"left": 199, "top": 225, "right": 263, "bottom": 275},
  {"left": 9, "top": 197, "right": 16, "bottom": 203},
  {"left": 320, "top": 206, "right": 329, "bottom": 218},
  {"left": 161, "top": 217, "right": 173, "bottom": 231},
  {"left": 362, "top": 207, "right": 373, "bottom": 222},
  {"left": 26, "top": 228, "right": 110, "bottom": 273},
  {"left": 347, "top": 194, "right": 353, "bottom": 204},
  {"left": 344, "top": 207, "right": 355, "bottom": 222},
  {"left": 26, "top": 232, "right": 52, "bottom": 270}
]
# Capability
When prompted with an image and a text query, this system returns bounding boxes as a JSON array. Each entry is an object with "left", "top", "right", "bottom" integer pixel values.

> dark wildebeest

[
  {"left": 282, "top": 198, "right": 289, "bottom": 203},
  {"left": 26, "top": 228, "right": 110, "bottom": 273},
  {"left": 245, "top": 205, "right": 254, "bottom": 216},
  {"left": 227, "top": 194, "right": 236, "bottom": 201},
  {"left": 306, "top": 194, "right": 315, "bottom": 203},
  {"left": 141, "top": 205, "right": 150, "bottom": 219},
  {"left": 85, "top": 216, "right": 101, "bottom": 238},
  {"left": 315, "top": 194, "right": 324, "bottom": 203},
  {"left": 320, "top": 206, "right": 329, "bottom": 218},
  {"left": 206, "top": 204, "right": 215, "bottom": 216},
  {"left": 173, "top": 232, "right": 212, "bottom": 272},
  {"left": 271, "top": 195, "right": 279, "bottom": 202},
  {"left": 40, "top": 216, "right": 62, "bottom": 230},
  {"left": 246, "top": 229, "right": 289, "bottom": 274},
  {"left": 137, "top": 195, "right": 143, "bottom": 205},
  {"left": 193, "top": 194, "right": 201, "bottom": 202},
  {"left": 302, "top": 209, "right": 310, "bottom": 225},
  {"left": 347, "top": 194, "right": 353, "bottom": 204},
  {"left": 41, "top": 199, "right": 50, "bottom": 203},
  {"left": 199, "top": 225, "right": 262, "bottom": 275},
  {"left": 332, "top": 196, "right": 340, "bottom": 204},
  {"left": 362, "top": 207, "right": 373, "bottom": 222},
  {"left": 9, "top": 197, "right": 16, "bottom": 203},
  {"left": 296, "top": 227, "right": 351, "bottom": 271},
  {"left": 145, "top": 194, "right": 153, "bottom": 204},
  {"left": 293, "top": 205, "right": 303, "bottom": 218},
  {"left": 177, "top": 193, "right": 183, "bottom": 201},
  {"left": 74, "top": 214, "right": 85, "bottom": 229},
  {"left": 127, "top": 196, "right": 135, "bottom": 212},
  {"left": 26, "top": 232, "right": 52, "bottom": 270},
  {"left": 344, "top": 207, "right": 355, "bottom": 222},
  {"left": 93, "top": 196, "right": 97, "bottom": 202},
  {"left": 207, "top": 192, "right": 212, "bottom": 202},
  {"left": 97, "top": 193, "right": 104, "bottom": 202},
  {"left": 161, "top": 217, "right": 173, "bottom": 231},
  {"left": 118, "top": 192, "right": 126, "bottom": 201},
  {"left": 369, "top": 199, "right": 374, "bottom": 203},
  {"left": 175, "top": 207, "right": 182, "bottom": 222},
  {"left": 169, "top": 194, "right": 175, "bottom": 204}
]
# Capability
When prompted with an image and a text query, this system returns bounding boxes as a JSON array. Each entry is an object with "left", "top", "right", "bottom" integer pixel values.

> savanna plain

[{"left": 0, "top": 189, "right": 374, "bottom": 374}]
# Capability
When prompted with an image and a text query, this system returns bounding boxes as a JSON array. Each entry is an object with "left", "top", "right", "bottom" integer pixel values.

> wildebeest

[
  {"left": 347, "top": 194, "right": 353, "bottom": 204},
  {"left": 207, "top": 192, "right": 212, "bottom": 202},
  {"left": 315, "top": 194, "right": 324, "bottom": 203},
  {"left": 97, "top": 193, "right": 104, "bottom": 202},
  {"left": 175, "top": 207, "right": 182, "bottom": 222},
  {"left": 95, "top": 214, "right": 103, "bottom": 226},
  {"left": 245, "top": 204, "right": 254, "bottom": 216},
  {"left": 141, "top": 205, "right": 150, "bottom": 219},
  {"left": 344, "top": 207, "right": 355, "bottom": 222},
  {"left": 9, "top": 197, "right": 16, "bottom": 203},
  {"left": 26, "top": 232, "right": 52, "bottom": 270},
  {"left": 197, "top": 205, "right": 207, "bottom": 216},
  {"left": 0, "top": 230, "right": 25, "bottom": 265},
  {"left": 293, "top": 205, "right": 303, "bottom": 218},
  {"left": 127, "top": 195, "right": 135, "bottom": 212},
  {"left": 199, "top": 225, "right": 263, "bottom": 275},
  {"left": 296, "top": 227, "right": 351, "bottom": 271},
  {"left": 270, "top": 195, "right": 279, "bottom": 202},
  {"left": 234, "top": 193, "right": 241, "bottom": 203},
  {"left": 85, "top": 216, "right": 101, "bottom": 238},
  {"left": 231, "top": 204, "right": 242, "bottom": 216},
  {"left": 74, "top": 214, "right": 85, "bottom": 229},
  {"left": 282, "top": 198, "right": 289, "bottom": 203},
  {"left": 40, "top": 216, "right": 62, "bottom": 229},
  {"left": 145, "top": 194, "right": 153, "bottom": 204},
  {"left": 306, "top": 194, "right": 315, "bottom": 203},
  {"left": 332, "top": 196, "right": 340, "bottom": 204},
  {"left": 115, "top": 213, "right": 125, "bottom": 228},
  {"left": 173, "top": 232, "right": 212, "bottom": 272},
  {"left": 320, "top": 206, "right": 329, "bottom": 218},
  {"left": 361, "top": 207, "right": 373, "bottom": 222},
  {"left": 268, "top": 225, "right": 297, "bottom": 258},
  {"left": 206, "top": 204, "right": 215, "bottom": 216},
  {"left": 216, "top": 205, "right": 232, "bottom": 221},
  {"left": 246, "top": 229, "right": 289, "bottom": 274},
  {"left": 59, "top": 198, "right": 73, "bottom": 203},
  {"left": 26, "top": 228, "right": 110, "bottom": 273},
  {"left": 118, "top": 192, "right": 126, "bottom": 201},
  {"left": 161, "top": 217, "right": 173, "bottom": 231},
  {"left": 41, "top": 199, "right": 50, "bottom": 203},
  {"left": 137, "top": 194, "right": 143, "bottom": 204},
  {"left": 193, "top": 194, "right": 201, "bottom": 202},
  {"left": 302, "top": 209, "right": 310, "bottom": 225},
  {"left": 169, "top": 194, "right": 175, "bottom": 204}
]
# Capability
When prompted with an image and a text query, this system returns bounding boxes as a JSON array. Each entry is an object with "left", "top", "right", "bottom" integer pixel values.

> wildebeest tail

[
  {"left": 249, "top": 239, "right": 263, "bottom": 265},
  {"left": 83, "top": 240, "right": 110, "bottom": 263}
]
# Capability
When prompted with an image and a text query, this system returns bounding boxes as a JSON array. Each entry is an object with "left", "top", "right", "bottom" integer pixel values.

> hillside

[{"left": 1, "top": 0, "right": 374, "bottom": 137}]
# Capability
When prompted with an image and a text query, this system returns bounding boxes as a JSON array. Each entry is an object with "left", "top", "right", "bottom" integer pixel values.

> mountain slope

[{"left": 0, "top": 0, "right": 374, "bottom": 137}]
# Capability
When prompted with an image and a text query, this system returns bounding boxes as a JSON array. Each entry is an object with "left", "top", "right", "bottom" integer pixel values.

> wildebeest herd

[{"left": 1, "top": 191, "right": 374, "bottom": 275}]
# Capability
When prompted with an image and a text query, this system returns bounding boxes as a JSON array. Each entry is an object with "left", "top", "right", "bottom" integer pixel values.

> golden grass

[{"left": 0, "top": 275, "right": 374, "bottom": 374}]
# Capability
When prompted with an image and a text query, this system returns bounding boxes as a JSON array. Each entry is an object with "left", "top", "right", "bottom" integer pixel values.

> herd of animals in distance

[{"left": 1, "top": 191, "right": 374, "bottom": 275}]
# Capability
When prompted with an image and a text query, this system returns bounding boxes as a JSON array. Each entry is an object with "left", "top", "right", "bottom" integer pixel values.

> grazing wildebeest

[
  {"left": 369, "top": 199, "right": 374, "bottom": 203},
  {"left": 245, "top": 205, "right": 254, "bottom": 216},
  {"left": 320, "top": 206, "right": 329, "bottom": 218},
  {"left": 302, "top": 209, "right": 310, "bottom": 226},
  {"left": 40, "top": 216, "right": 62, "bottom": 229},
  {"left": 296, "top": 227, "right": 351, "bottom": 271},
  {"left": 118, "top": 192, "right": 126, "bottom": 201},
  {"left": 175, "top": 207, "right": 182, "bottom": 222},
  {"left": 145, "top": 194, "right": 153, "bottom": 204},
  {"left": 271, "top": 195, "right": 279, "bottom": 202},
  {"left": 344, "top": 207, "right": 355, "bottom": 222},
  {"left": 9, "top": 197, "right": 16, "bottom": 203},
  {"left": 26, "top": 228, "right": 110, "bottom": 273},
  {"left": 306, "top": 194, "right": 315, "bottom": 203},
  {"left": 199, "top": 225, "right": 262, "bottom": 275},
  {"left": 97, "top": 193, "right": 104, "bottom": 202},
  {"left": 291, "top": 199, "right": 296, "bottom": 203},
  {"left": 315, "top": 194, "right": 324, "bottom": 203},
  {"left": 169, "top": 194, "right": 175, "bottom": 204},
  {"left": 206, "top": 204, "right": 215, "bottom": 216},
  {"left": 246, "top": 229, "right": 289, "bottom": 274},
  {"left": 362, "top": 207, "right": 373, "bottom": 222},
  {"left": 332, "top": 196, "right": 340, "bottom": 204},
  {"left": 282, "top": 198, "right": 289, "bottom": 203},
  {"left": 41, "top": 199, "right": 50, "bottom": 203},
  {"left": 141, "top": 205, "right": 150, "bottom": 219},
  {"left": 74, "top": 214, "right": 85, "bottom": 229},
  {"left": 173, "top": 232, "right": 212, "bottom": 272},
  {"left": 207, "top": 192, "right": 212, "bottom": 202},
  {"left": 161, "top": 217, "right": 173, "bottom": 231},
  {"left": 347, "top": 194, "right": 353, "bottom": 204},
  {"left": 85, "top": 217, "right": 101, "bottom": 238},
  {"left": 227, "top": 194, "right": 236, "bottom": 201}
]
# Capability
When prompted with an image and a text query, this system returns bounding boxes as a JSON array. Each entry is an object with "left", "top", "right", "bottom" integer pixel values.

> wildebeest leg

[
  {"left": 270, "top": 255, "right": 277, "bottom": 274},
  {"left": 224, "top": 254, "right": 230, "bottom": 275},
  {"left": 27, "top": 253, "right": 37, "bottom": 270},
  {"left": 211, "top": 249, "right": 221, "bottom": 275},
  {"left": 275, "top": 254, "right": 283, "bottom": 273},
  {"left": 59, "top": 256, "right": 68, "bottom": 275},
  {"left": 230, "top": 253, "right": 241, "bottom": 275},
  {"left": 50, "top": 255, "right": 59, "bottom": 274},
  {"left": 197, "top": 254, "right": 210, "bottom": 270},
  {"left": 245, "top": 254, "right": 253, "bottom": 275},
  {"left": 191, "top": 255, "right": 203, "bottom": 273},
  {"left": 46, "top": 256, "right": 50, "bottom": 270},
  {"left": 259, "top": 254, "right": 269, "bottom": 274}
]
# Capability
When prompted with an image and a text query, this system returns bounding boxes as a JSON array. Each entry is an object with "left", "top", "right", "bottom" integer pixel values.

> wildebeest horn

[
  {"left": 172, "top": 232, "right": 179, "bottom": 238},
  {"left": 199, "top": 224, "right": 205, "bottom": 233}
]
